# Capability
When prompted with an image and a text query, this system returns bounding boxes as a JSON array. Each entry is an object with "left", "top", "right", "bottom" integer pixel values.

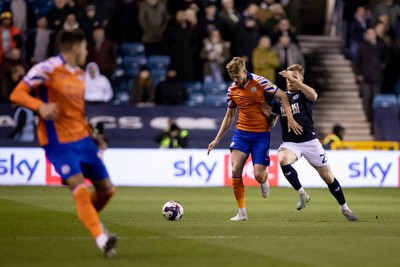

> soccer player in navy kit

[{"left": 264, "top": 64, "right": 358, "bottom": 221}]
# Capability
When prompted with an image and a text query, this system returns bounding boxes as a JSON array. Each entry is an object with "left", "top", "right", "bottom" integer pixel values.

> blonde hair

[
  {"left": 226, "top": 57, "right": 246, "bottom": 75},
  {"left": 287, "top": 64, "right": 305, "bottom": 76}
]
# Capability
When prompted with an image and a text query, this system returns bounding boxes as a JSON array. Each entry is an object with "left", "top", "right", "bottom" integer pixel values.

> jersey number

[{"left": 320, "top": 153, "right": 328, "bottom": 164}]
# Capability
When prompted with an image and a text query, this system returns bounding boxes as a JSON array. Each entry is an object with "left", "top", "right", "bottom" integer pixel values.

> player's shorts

[
  {"left": 279, "top": 138, "right": 329, "bottom": 167},
  {"left": 230, "top": 129, "right": 270, "bottom": 166},
  {"left": 43, "top": 137, "right": 109, "bottom": 181}
]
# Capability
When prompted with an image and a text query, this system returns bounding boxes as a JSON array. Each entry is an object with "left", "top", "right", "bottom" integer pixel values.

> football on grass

[{"left": 162, "top": 201, "right": 184, "bottom": 221}]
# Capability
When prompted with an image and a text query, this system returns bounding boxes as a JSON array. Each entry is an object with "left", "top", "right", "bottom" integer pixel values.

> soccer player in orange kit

[
  {"left": 10, "top": 29, "right": 117, "bottom": 257},
  {"left": 207, "top": 57, "right": 303, "bottom": 221}
]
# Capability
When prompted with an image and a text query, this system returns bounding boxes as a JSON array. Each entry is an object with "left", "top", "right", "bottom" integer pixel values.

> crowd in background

[{"left": 0, "top": 0, "right": 399, "bottom": 109}]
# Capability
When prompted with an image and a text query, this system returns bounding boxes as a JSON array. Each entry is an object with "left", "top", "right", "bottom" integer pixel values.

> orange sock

[
  {"left": 232, "top": 178, "right": 245, "bottom": 208},
  {"left": 91, "top": 187, "right": 116, "bottom": 212},
  {"left": 73, "top": 184, "right": 103, "bottom": 239}
]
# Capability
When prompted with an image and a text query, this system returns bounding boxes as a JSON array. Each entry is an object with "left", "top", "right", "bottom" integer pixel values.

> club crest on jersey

[
  {"left": 293, "top": 94, "right": 299, "bottom": 100},
  {"left": 251, "top": 87, "right": 257, "bottom": 93}
]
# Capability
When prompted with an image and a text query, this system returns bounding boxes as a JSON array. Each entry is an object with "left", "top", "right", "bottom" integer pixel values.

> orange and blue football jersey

[
  {"left": 227, "top": 72, "right": 278, "bottom": 132},
  {"left": 10, "top": 55, "right": 89, "bottom": 146}
]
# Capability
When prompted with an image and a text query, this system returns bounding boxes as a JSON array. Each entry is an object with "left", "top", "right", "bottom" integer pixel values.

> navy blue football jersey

[{"left": 271, "top": 90, "right": 317, "bottom": 143}]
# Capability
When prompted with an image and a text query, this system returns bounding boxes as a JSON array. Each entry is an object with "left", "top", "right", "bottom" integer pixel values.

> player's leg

[
  {"left": 314, "top": 165, "right": 358, "bottom": 221},
  {"left": 65, "top": 174, "right": 117, "bottom": 257},
  {"left": 91, "top": 178, "right": 116, "bottom": 212},
  {"left": 230, "top": 149, "right": 248, "bottom": 221},
  {"left": 250, "top": 132, "right": 271, "bottom": 198},
  {"left": 278, "top": 145, "right": 310, "bottom": 210},
  {"left": 303, "top": 139, "right": 357, "bottom": 221}
]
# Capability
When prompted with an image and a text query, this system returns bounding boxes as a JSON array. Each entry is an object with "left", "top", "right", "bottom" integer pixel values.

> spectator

[
  {"left": 2, "top": 0, "right": 33, "bottom": 32},
  {"left": 261, "top": 3, "right": 286, "bottom": 36},
  {"left": 155, "top": 117, "right": 189, "bottom": 149},
  {"left": 155, "top": 68, "right": 187, "bottom": 105},
  {"left": 197, "top": 3, "right": 221, "bottom": 41},
  {"left": 270, "top": 18, "right": 299, "bottom": 46},
  {"left": 200, "top": 29, "right": 230, "bottom": 83},
  {"left": 371, "top": 0, "right": 399, "bottom": 30},
  {"left": 130, "top": 67, "right": 156, "bottom": 107},
  {"left": 84, "top": 62, "right": 113, "bottom": 104},
  {"left": 349, "top": 6, "right": 370, "bottom": 60},
  {"left": 322, "top": 124, "right": 345, "bottom": 149},
  {"left": 7, "top": 105, "right": 35, "bottom": 142},
  {"left": 0, "top": 11, "right": 23, "bottom": 78},
  {"left": 218, "top": 0, "right": 241, "bottom": 56},
  {"left": 252, "top": 36, "right": 280, "bottom": 83},
  {"left": 355, "top": 28, "right": 389, "bottom": 123},
  {"left": 1, "top": 64, "right": 25, "bottom": 103},
  {"left": 63, "top": 12, "right": 79, "bottom": 31},
  {"left": 25, "top": 16, "right": 54, "bottom": 66},
  {"left": 79, "top": 5, "right": 103, "bottom": 43},
  {"left": 138, "top": 0, "right": 169, "bottom": 56},
  {"left": 257, "top": 0, "right": 286, "bottom": 34},
  {"left": 272, "top": 35, "right": 304, "bottom": 90},
  {"left": 163, "top": 10, "right": 196, "bottom": 82},
  {"left": 87, "top": 27, "right": 117, "bottom": 79},
  {"left": 47, "top": 0, "right": 69, "bottom": 33},
  {"left": 236, "top": 4, "right": 261, "bottom": 72},
  {"left": 108, "top": 0, "right": 141, "bottom": 43}
]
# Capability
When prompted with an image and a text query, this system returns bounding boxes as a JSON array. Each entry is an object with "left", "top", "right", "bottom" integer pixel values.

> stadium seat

[
  {"left": 205, "top": 93, "right": 227, "bottom": 107},
  {"left": 150, "top": 69, "right": 166, "bottom": 85},
  {"left": 184, "top": 81, "right": 203, "bottom": 94},
  {"left": 183, "top": 92, "right": 205, "bottom": 107},
  {"left": 113, "top": 91, "right": 130, "bottom": 106},
  {"left": 123, "top": 55, "right": 147, "bottom": 78},
  {"left": 147, "top": 55, "right": 170, "bottom": 70},
  {"left": 120, "top": 42, "right": 145, "bottom": 56},
  {"left": 203, "top": 81, "right": 228, "bottom": 95},
  {"left": 372, "top": 94, "right": 397, "bottom": 109}
]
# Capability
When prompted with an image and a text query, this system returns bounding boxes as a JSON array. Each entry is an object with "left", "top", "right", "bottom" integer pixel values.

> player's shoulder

[
  {"left": 227, "top": 81, "right": 236, "bottom": 92},
  {"left": 29, "top": 56, "right": 64, "bottom": 75},
  {"left": 251, "top": 72, "right": 275, "bottom": 87}
]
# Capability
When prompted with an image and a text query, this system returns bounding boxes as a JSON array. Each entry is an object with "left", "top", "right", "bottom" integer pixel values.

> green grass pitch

[{"left": 0, "top": 186, "right": 399, "bottom": 267}]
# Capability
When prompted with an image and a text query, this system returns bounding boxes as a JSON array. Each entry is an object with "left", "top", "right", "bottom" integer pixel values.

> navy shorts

[
  {"left": 230, "top": 129, "right": 270, "bottom": 166},
  {"left": 44, "top": 137, "right": 109, "bottom": 181}
]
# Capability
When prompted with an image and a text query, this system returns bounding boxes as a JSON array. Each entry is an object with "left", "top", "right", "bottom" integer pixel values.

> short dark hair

[{"left": 57, "top": 29, "right": 86, "bottom": 52}]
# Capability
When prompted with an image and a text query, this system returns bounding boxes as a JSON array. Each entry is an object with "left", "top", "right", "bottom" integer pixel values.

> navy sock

[
  {"left": 281, "top": 164, "right": 302, "bottom": 191},
  {"left": 327, "top": 178, "right": 346, "bottom": 205}
]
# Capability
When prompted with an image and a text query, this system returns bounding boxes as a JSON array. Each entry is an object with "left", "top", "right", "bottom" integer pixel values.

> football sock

[
  {"left": 232, "top": 177, "right": 245, "bottom": 209},
  {"left": 327, "top": 178, "right": 346, "bottom": 205},
  {"left": 91, "top": 187, "right": 116, "bottom": 212},
  {"left": 281, "top": 164, "right": 302, "bottom": 191},
  {"left": 96, "top": 233, "right": 108, "bottom": 250},
  {"left": 73, "top": 184, "right": 103, "bottom": 239}
]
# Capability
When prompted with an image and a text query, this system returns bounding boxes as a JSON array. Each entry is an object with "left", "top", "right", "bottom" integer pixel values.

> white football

[{"left": 162, "top": 200, "right": 184, "bottom": 221}]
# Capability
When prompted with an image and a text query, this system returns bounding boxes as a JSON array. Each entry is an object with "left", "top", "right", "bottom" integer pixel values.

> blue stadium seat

[
  {"left": 372, "top": 94, "right": 398, "bottom": 109},
  {"left": 147, "top": 55, "right": 170, "bottom": 70},
  {"left": 203, "top": 81, "right": 228, "bottom": 95},
  {"left": 205, "top": 93, "right": 227, "bottom": 107},
  {"left": 183, "top": 92, "right": 205, "bottom": 107},
  {"left": 150, "top": 69, "right": 166, "bottom": 85},
  {"left": 120, "top": 42, "right": 145, "bottom": 56},
  {"left": 184, "top": 81, "right": 203, "bottom": 94},
  {"left": 113, "top": 91, "right": 130, "bottom": 106},
  {"left": 123, "top": 55, "right": 147, "bottom": 78}
]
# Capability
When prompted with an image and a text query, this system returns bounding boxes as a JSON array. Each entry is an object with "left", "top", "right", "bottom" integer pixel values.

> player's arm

[
  {"left": 10, "top": 81, "right": 59, "bottom": 120},
  {"left": 279, "top": 70, "right": 318, "bottom": 101},
  {"left": 259, "top": 101, "right": 279, "bottom": 129},
  {"left": 207, "top": 107, "right": 236, "bottom": 154},
  {"left": 275, "top": 89, "right": 303, "bottom": 135}
]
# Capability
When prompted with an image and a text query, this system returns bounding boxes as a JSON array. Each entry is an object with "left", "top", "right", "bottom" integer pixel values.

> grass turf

[{"left": 0, "top": 186, "right": 399, "bottom": 267}]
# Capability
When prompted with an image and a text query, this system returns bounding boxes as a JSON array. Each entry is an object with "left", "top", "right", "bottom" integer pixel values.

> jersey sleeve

[
  {"left": 227, "top": 85, "right": 236, "bottom": 108},
  {"left": 9, "top": 62, "right": 52, "bottom": 111},
  {"left": 259, "top": 76, "right": 278, "bottom": 96}
]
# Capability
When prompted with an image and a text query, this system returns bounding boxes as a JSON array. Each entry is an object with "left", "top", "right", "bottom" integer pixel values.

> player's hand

[
  {"left": 259, "top": 101, "right": 271, "bottom": 117},
  {"left": 92, "top": 134, "right": 108, "bottom": 150},
  {"left": 207, "top": 140, "right": 219, "bottom": 155},
  {"left": 279, "top": 70, "right": 298, "bottom": 84},
  {"left": 38, "top": 103, "right": 59, "bottom": 120},
  {"left": 287, "top": 118, "right": 303, "bottom": 135}
]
